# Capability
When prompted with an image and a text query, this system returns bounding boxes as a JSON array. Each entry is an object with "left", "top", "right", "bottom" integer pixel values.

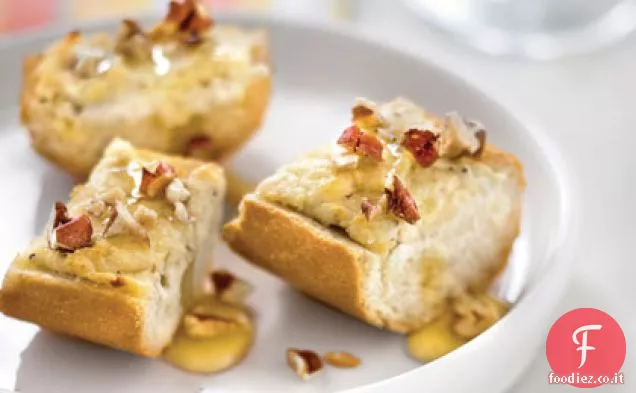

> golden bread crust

[
  {"left": 0, "top": 268, "right": 162, "bottom": 357},
  {"left": 479, "top": 144, "right": 526, "bottom": 187},
  {"left": 20, "top": 54, "right": 42, "bottom": 125},
  {"left": 223, "top": 195, "right": 386, "bottom": 329}
]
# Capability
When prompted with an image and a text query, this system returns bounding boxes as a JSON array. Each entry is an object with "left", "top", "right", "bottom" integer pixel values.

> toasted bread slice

[
  {"left": 0, "top": 139, "right": 226, "bottom": 356},
  {"left": 224, "top": 98, "right": 524, "bottom": 333},
  {"left": 21, "top": 0, "right": 271, "bottom": 178}
]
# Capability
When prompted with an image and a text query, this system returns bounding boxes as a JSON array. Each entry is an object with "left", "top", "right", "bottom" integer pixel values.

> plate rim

[{"left": 0, "top": 13, "right": 577, "bottom": 393}]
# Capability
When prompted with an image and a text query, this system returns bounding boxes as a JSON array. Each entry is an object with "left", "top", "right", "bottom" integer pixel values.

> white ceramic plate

[{"left": 0, "top": 14, "right": 574, "bottom": 393}]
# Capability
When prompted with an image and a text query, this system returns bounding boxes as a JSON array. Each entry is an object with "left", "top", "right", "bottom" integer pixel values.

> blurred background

[{"left": 1, "top": 0, "right": 633, "bottom": 391}]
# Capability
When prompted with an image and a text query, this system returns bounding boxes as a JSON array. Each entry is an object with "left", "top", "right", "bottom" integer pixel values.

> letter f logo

[{"left": 572, "top": 324, "right": 602, "bottom": 368}]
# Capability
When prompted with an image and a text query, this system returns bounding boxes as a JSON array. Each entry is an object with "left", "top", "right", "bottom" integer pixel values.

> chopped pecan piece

[
  {"left": 351, "top": 99, "right": 382, "bottom": 128},
  {"left": 324, "top": 351, "right": 361, "bottom": 368},
  {"left": 173, "top": 201, "right": 190, "bottom": 223},
  {"left": 165, "top": 0, "right": 213, "bottom": 45},
  {"left": 286, "top": 348, "right": 323, "bottom": 380},
  {"left": 439, "top": 112, "right": 486, "bottom": 159},
  {"left": 166, "top": 178, "right": 191, "bottom": 204},
  {"left": 66, "top": 31, "right": 81, "bottom": 43},
  {"left": 337, "top": 125, "right": 383, "bottom": 162},
  {"left": 140, "top": 161, "right": 176, "bottom": 198},
  {"left": 120, "top": 19, "right": 144, "bottom": 36},
  {"left": 211, "top": 270, "right": 234, "bottom": 293},
  {"left": 52, "top": 215, "right": 93, "bottom": 251},
  {"left": 385, "top": 176, "right": 420, "bottom": 224},
  {"left": 115, "top": 19, "right": 152, "bottom": 61},
  {"left": 101, "top": 206, "right": 119, "bottom": 237},
  {"left": 352, "top": 105, "right": 373, "bottom": 120},
  {"left": 51, "top": 202, "right": 71, "bottom": 229},
  {"left": 337, "top": 125, "right": 362, "bottom": 152},
  {"left": 473, "top": 129, "right": 486, "bottom": 158},
  {"left": 210, "top": 270, "right": 253, "bottom": 304},
  {"left": 358, "top": 132, "right": 384, "bottom": 161},
  {"left": 401, "top": 129, "right": 438, "bottom": 168}
]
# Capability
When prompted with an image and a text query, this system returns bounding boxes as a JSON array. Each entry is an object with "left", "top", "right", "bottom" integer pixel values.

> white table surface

[{"left": 340, "top": 1, "right": 635, "bottom": 392}]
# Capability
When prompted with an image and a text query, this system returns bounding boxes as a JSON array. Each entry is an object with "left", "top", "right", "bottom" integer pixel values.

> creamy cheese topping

[
  {"left": 20, "top": 140, "right": 223, "bottom": 296},
  {"left": 35, "top": 26, "right": 267, "bottom": 110},
  {"left": 256, "top": 98, "right": 518, "bottom": 257}
]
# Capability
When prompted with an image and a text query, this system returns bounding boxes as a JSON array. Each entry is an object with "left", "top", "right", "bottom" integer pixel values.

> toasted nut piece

[
  {"left": 324, "top": 351, "right": 361, "bottom": 368},
  {"left": 166, "top": 0, "right": 212, "bottom": 33},
  {"left": 352, "top": 103, "right": 373, "bottom": 119},
  {"left": 142, "top": 161, "right": 161, "bottom": 173},
  {"left": 337, "top": 125, "right": 362, "bottom": 152},
  {"left": 439, "top": 112, "right": 485, "bottom": 159},
  {"left": 174, "top": 201, "right": 190, "bottom": 223},
  {"left": 357, "top": 132, "right": 384, "bottom": 162},
  {"left": 385, "top": 175, "right": 420, "bottom": 224},
  {"left": 166, "top": 178, "right": 191, "bottom": 203},
  {"left": 407, "top": 313, "right": 467, "bottom": 363},
  {"left": 473, "top": 129, "right": 486, "bottom": 158},
  {"left": 65, "top": 31, "right": 81, "bottom": 44},
  {"left": 337, "top": 125, "right": 384, "bottom": 162},
  {"left": 360, "top": 198, "right": 382, "bottom": 221},
  {"left": 452, "top": 294, "right": 509, "bottom": 339},
  {"left": 401, "top": 129, "right": 438, "bottom": 168},
  {"left": 352, "top": 98, "right": 382, "bottom": 129},
  {"left": 51, "top": 215, "right": 93, "bottom": 251},
  {"left": 286, "top": 348, "right": 323, "bottom": 380},
  {"left": 153, "top": 0, "right": 212, "bottom": 46},
  {"left": 50, "top": 202, "right": 70, "bottom": 229},
  {"left": 102, "top": 202, "right": 148, "bottom": 241},
  {"left": 210, "top": 270, "right": 254, "bottom": 304},
  {"left": 183, "top": 301, "right": 251, "bottom": 339},
  {"left": 163, "top": 328, "right": 253, "bottom": 374},
  {"left": 115, "top": 19, "right": 151, "bottom": 61},
  {"left": 140, "top": 161, "right": 176, "bottom": 197}
]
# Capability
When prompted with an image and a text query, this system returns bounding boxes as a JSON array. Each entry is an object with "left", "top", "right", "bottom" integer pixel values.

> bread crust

[
  {"left": 0, "top": 268, "right": 163, "bottom": 357},
  {"left": 224, "top": 195, "right": 387, "bottom": 329},
  {"left": 224, "top": 146, "right": 524, "bottom": 333}
]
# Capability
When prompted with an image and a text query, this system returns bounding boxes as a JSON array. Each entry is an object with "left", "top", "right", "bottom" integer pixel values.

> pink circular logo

[{"left": 546, "top": 308, "right": 626, "bottom": 388}]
